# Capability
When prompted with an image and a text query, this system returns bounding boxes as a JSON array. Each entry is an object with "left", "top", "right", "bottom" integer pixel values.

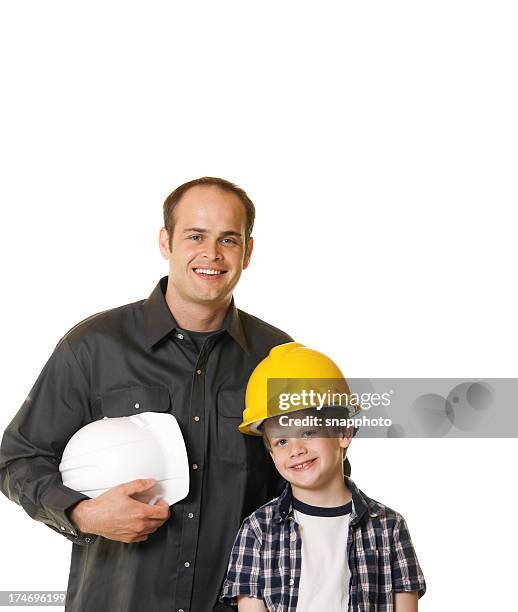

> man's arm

[
  {"left": 394, "top": 591, "right": 418, "bottom": 612},
  {"left": 0, "top": 337, "right": 169, "bottom": 543},
  {"left": 0, "top": 338, "right": 97, "bottom": 541}
]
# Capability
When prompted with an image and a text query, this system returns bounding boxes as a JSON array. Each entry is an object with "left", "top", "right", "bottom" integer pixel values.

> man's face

[
  {"left": 159, "top": 185, "right": 253, "bottom": 307},
  {"left": 264, "top": 416, "right": 351, "bottom": 493}
]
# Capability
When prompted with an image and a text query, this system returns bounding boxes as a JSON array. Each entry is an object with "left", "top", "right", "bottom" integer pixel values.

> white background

[{"left": 1, "top": 1, "right": 517, "bottom": 610}]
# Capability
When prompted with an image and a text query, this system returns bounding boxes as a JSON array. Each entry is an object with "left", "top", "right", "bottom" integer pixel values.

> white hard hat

[{"left": 59, "top": 412, "right": 189, "bottom": 506}]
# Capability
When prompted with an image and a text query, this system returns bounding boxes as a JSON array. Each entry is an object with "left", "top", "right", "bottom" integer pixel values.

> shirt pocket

[
  {"left": 216, "top": 388, "right": 270, "bottom": 469},
  {"left": 98, "top": 385, "right": 171, "bottom": 418},
  {"left": 215, "top": 388, "right": 247, "bottom": 463}
]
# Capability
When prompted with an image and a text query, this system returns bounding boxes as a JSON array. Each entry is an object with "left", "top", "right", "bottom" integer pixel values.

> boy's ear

[{"left": 338, "top": 426, "right": 354, "bottom": 450}]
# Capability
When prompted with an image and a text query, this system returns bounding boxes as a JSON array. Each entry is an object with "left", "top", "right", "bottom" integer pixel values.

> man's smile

[{"left": 192, "top": 267, "right": 228, "bottom": 279}]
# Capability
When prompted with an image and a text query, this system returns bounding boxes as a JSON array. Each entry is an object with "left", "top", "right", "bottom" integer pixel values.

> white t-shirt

[{"left": 292, "top": 497, "right": 352, "bottom": 612}]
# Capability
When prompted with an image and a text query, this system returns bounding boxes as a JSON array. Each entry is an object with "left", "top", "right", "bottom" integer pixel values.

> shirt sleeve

[
  {"left": 391, "top": 513, "right": 426, "bottom": 598},
  {"left": 0, "top": 337, "right": 97, "bottom": 545},
  {"left": 219, "top": 516, "right": 263, "bottom": 606}
]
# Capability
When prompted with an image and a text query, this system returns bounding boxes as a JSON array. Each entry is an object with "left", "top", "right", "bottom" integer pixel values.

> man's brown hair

[{"left": 162, "top": 177, "right": 256, "bottom": 252}]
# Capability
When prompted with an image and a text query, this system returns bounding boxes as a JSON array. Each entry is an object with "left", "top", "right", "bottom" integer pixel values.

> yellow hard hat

[{"left": 240, "top": 342, "right": 352, "bottom": 436}]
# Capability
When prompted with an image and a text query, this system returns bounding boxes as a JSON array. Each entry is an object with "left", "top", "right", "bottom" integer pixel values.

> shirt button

[
  {"left": 184, "top": 561, "right": 190, "bottom": 568},
  {"left": 60, "top": 526, "right": 66, "bottom": 531},
  {"left": 193, "top": 415, "right": 200, "bottom": 422},
  {"left": 177, "top": 333, "right": 184, "bottom": 340},
  {"left": 290, "top": 532, "right": 297, "bottom": 541},
  {"left": 196, "top": 369, "right": 202, "bottom": 375},
  {"left": 134, "top": 402, "right": 140, "bottom": 409},
  {"left": 289, "top": 578, "right": 295, "bottom": 586},
  {"left": 85, "top": 537, "right": 92, "bottom": 543},
  {"left": 192, "top": 463, "right": 198, "bottom": 470},
  {"left": 188, "top": 512, "right": 194, "bottom": 519}
]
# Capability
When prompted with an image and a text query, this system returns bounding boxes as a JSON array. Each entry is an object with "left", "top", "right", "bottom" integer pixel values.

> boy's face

[{"left": 263, "top": 415, "right": 352, "bottom": 493}]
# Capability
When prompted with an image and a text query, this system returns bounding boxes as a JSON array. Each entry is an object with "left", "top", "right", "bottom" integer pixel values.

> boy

[{"left": 220, "top": 343, "right": 426, "bottom": 611}]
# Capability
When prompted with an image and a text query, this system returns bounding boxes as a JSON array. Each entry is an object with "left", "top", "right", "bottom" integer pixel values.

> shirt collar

[
  {"left": 143, "top": 276, "right": 249, "bottom": 353},
  {"left": 220, "top": 296, "right": 250, "bottom": 354},
  {"left": 274, "top": 476, "right": 383, "bottom": 524}
]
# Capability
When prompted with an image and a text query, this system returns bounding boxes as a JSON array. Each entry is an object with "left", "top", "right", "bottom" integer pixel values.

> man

[{"left": 0, "top": 177, "right": 293, "bottom": 612}]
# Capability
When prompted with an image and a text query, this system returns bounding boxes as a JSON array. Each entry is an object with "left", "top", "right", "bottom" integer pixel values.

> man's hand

[{"left": 70, "top": 478, "right": 171, "bottom": 543}]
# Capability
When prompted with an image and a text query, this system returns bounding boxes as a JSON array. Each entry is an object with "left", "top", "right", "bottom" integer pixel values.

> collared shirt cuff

[
  {"left": 219, "top": 580, "right": 262, "bottom": 606},
  {"left": 42, "top": 487, "right": 97, "bottom": 545},
  {"left": 393, "top": 579, "right": 427, "bottom": 599}
]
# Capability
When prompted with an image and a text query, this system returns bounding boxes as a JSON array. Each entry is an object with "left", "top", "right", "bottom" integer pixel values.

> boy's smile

[{"left": 289, "top": 457, "right": 318, "bottom": 471}]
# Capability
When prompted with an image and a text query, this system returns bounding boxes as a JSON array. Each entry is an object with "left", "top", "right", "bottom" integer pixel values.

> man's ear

[
  {"left": 243, "top": 236, "right": 254, "bottom": 270},
  {"left": 159, "top": 227, "right": 171, "bottom": 259}
]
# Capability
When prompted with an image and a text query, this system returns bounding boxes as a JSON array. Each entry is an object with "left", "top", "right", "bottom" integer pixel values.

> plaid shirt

[{"left": 220, "top": 477, "right": 426, "bottom": 611}]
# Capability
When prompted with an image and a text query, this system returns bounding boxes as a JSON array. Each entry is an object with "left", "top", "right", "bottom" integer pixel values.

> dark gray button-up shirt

[{"left": 0, "top": 277, "right": 292, "bottom": 612}]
